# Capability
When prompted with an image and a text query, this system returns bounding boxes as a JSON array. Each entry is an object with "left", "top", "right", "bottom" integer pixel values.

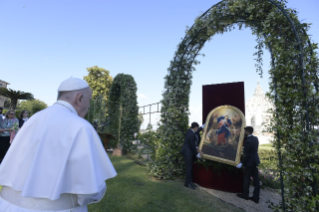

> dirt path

[{"left": 198, "top": 185, "right": 281, "bottom": 212}]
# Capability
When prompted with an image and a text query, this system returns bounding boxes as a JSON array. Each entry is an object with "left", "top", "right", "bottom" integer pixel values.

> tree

[
  {"left": 83, "top": 66, "right": 113, "bottom": 100},
  {"left": 0, "top": 88, "right": 34, "bottom": 109},
  {"left": 85, "top": 94, "right": 107, "bottom": 128},
  {"left": 19, "top": 99, "right": 48, "bottom": 115},
  {"left": 4, "top": 99, "right": 10, "bottom": 108}
]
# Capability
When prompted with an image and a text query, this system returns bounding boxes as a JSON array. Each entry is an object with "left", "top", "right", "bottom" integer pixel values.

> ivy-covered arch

[
  {"left": 107, "top": 73, "right": 139, "bottom": 153},
  {"left": 152, "top": 0, "right": 319, "bottom": 211}
]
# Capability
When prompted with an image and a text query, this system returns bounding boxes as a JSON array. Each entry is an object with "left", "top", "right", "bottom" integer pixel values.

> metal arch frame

[
  {"left": 266, "top": 2, "right": 319, "bottom": 211},
  {"left": 166, "top": 0, "right": 317, "bottom": 211},
  {"left": 175, "top": 0, "right": 310, "bottom": 132},
  {"left": 139, "top": 102, "right": 161, "bottom": 125}
]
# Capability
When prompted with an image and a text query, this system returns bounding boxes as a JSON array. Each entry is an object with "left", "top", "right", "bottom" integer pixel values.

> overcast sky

[{"left": 0, "top": 0, "right": 318, "bottom": 129}]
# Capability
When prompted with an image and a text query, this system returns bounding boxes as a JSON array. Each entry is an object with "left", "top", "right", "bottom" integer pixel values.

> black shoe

[
  {"left": 249, "top": 197, "right": 259, "bottom": 204},
  {"left": 190, "top": 183, "right": 197, "bottom": 187},
  {"left": 236, "top": 194, "right": 249, "bottom": 200},
  {"left": 184, "top": 184, "right": 196, "bottom": 190}
]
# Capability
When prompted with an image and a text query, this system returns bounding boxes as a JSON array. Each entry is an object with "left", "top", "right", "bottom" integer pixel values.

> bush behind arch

[{"left": 107, "top": 73, "right": 139, "bottom": 153}]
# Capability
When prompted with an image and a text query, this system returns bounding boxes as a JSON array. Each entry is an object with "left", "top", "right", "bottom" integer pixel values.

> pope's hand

[
  {"left": 196, "top": 153, "right": 201, "bottom": 158},
  {"left": 236, "top": 163, "right": 242, "bottom": 169}
]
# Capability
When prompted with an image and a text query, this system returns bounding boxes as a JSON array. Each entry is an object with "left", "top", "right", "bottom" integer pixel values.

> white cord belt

[{"left": 0, "top": 186, "right": 80, "bottom": 210}]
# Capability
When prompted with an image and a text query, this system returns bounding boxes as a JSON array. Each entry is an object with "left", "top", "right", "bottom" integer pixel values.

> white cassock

[{"left": 0, "top": 100, "right": 117, "bottom": 212}]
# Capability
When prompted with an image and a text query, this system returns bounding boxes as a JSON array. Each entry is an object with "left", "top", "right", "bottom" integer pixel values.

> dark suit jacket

[
  {"left": 181, "top": 129, "right": 198, "bottom": 156},
  {"left": 19, "top": 118, "right": 26, "bottom": 128},
  {"left": 242, "top": 135, "right": 260, "bottom": 167},
  {"left": 194, "top": 127, "right": 203, "bottom": 147}
]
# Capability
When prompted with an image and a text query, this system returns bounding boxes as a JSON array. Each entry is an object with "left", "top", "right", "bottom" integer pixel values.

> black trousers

[
  {"left": 0, "top": 136, "right": 10, "bottom": 163},
  {"left": 183, "top": 153, "right": 194, "bottom": 185},
  {"left": 243, "top": 165, "right": 260, "bottom": 200}
]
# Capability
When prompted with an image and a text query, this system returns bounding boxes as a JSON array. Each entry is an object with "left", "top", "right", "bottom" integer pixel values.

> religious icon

[{"left": 199, "top": 105, "right": 245, "bottom": 166}]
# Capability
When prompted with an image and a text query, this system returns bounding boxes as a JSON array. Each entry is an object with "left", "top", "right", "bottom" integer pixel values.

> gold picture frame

[{"left": 199, "top": 105, "right": 246, "bottom": 166}]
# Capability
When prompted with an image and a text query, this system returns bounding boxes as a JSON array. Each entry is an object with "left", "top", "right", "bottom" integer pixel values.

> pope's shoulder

[{"left": 30, "top": 105, "right": 94, "bottom": 130}]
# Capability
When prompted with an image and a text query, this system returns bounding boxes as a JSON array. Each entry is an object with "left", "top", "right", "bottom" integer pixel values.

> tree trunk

[
  {"left": 10, "top": 98, "right": 18, "bottom": 109},
  {"left": 118, "top": 105, "right": 122, "bottom": 149}
]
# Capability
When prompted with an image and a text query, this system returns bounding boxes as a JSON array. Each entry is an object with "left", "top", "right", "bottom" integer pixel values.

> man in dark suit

[
  {"left": 0, "top": 107, "right": 4, "bottom": 121},
  {"left": 236, "top": 126, "right": 260, "bottom": 203},
  {"left": 194, "top": 124, "right": 205, "bottom": 147},
  {"left": 181, "top": 122, "right": 202, "bottom": 190}
]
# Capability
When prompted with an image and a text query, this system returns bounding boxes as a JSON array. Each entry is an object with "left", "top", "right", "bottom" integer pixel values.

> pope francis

[{"left": 0, "top": 78, "right": 117, "bottom": 212}]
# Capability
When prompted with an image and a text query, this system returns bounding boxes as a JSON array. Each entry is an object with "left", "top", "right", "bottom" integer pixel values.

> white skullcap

[{"left": 58, "top": 78, "right": 89, "bottom": 92}]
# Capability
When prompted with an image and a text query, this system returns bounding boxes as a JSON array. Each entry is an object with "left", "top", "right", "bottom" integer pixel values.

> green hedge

[
  {"left": 258, "top": 144, "right": 286, "bottom": 172},
  {"left": 258, "top": 144, "right": 281, "bottom": 189},
  {"left": 106, "top": 74, "right": 139, "bottom": 153}
]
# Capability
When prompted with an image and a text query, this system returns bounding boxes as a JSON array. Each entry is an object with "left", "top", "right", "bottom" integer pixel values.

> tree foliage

[
  {"left": 151, "top": 0, "right": 319, "bottom": 211},
  {"left": 107, "top": 74, "right": 139, "bottom": 153},
  {"left": 85, "top": 95, "right": 107, "bottom": 128},
  {"left": 18, "top": 99, "right": 48, "bottom": 115},
  {"left": 4, "top": 99, "right": 10, "bottom": 108},
  {"left": 0, "top": 88, "right": 34, "bottom": 109},
  {"left": 138, "top": 124, "right": 159, "bottom": 161},
  {"left": 83, "top": 66, "right": 113, "bottom": 101},
  {"left": 138, "top": 112, "right": 144, "bottom": 130}
]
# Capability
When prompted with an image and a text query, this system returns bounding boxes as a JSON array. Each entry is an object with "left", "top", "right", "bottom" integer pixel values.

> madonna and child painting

[{"left": 199, "top": 105, "right": 246, "bottom": 166}]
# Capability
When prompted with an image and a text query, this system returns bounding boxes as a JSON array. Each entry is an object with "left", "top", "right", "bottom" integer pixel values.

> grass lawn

[
  {"left": 88, "top": 154, "right": 243, "bottom": 212},
  {"left": 259, "top": 143, "right": 275, "bottom": 151}
]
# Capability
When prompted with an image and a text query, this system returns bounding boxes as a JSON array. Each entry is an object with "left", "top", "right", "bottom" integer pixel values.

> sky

[{"left": 0, "top": 0, "right": 318, "bottom": 129}]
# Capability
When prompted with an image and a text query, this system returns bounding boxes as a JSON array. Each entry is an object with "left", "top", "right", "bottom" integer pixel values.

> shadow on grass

[{"left": 88, "top": 155, "right": 244, "bottom": 212}]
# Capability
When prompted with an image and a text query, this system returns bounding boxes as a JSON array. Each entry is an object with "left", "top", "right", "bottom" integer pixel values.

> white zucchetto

[{"left": 58, "top": 78, "right": 89, "bottom": 92}]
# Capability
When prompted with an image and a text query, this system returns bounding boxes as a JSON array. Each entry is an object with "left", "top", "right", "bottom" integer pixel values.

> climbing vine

[
  {"left": 107, "top": 74, "right": 139, "bottom": 153},
  {"left": 150, "top": 0, "right": 319, "bottom": 211}
]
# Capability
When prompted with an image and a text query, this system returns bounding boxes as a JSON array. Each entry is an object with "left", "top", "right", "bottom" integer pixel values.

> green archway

[{"left": 152, "top": 0, "right": 319, "bottom": 211}]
